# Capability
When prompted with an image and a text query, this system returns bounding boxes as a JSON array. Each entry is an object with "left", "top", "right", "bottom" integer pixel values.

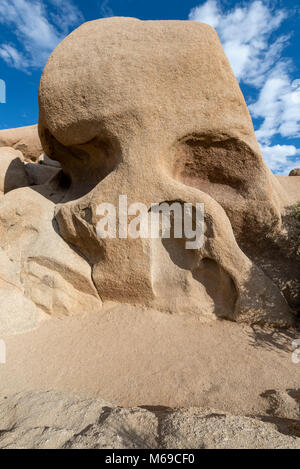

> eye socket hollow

[
  {"left": 163, "top": 135, "right": 262, "bottom": 197},
  {"left": 39, "top": 128, "right": 122, "bottom": 198}
]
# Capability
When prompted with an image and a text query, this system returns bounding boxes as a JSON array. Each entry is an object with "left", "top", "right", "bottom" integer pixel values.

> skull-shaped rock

[{"left": 37, "top": 17, "right": 293, "bottom": 325}]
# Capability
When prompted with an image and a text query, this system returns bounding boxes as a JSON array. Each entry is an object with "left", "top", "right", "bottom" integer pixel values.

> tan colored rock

[
  {"left": 276, "top": 175, "right": 300, "bottom": 206},
  {"left": 289, "top": 168, "right": 300, "bottom": 176},
  {"left": 38, "top": 17, "right": 293, "bottom": 326},
  {"left": 0, "top": 147, "right": 28, "bottom": 194},
  {"left": 0, "top": 392, "right": 110, "bottom": 449},
  {"left": 0, "top": 125, "right": 42, "bottom": 162},
  {"left": 0, "top": 391, "right": 299, "bottom": 449},
  {"left": 0, "top": 186, "right": 102, "bottom": 334},
  {"left": 0, "top": 249, "right": 45, "bottom": 335}
]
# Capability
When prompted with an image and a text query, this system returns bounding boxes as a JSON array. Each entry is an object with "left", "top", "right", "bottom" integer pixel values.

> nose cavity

[{"left": 40, "top": 128, "right": 122, "bottom": 199}]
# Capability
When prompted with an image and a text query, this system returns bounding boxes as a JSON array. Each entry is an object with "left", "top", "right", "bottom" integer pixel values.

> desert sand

[{"left": 0, "top": 304, "right": 299, "bottom": 415}]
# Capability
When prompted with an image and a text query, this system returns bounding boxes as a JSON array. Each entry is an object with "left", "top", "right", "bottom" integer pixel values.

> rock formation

[
  {"left": 38, "top": 17, "right": 297, "bottom": 325},
  {"left": 290, "top": 168, "right": 300, "bottom": 176},
  {"left": 0, "top": 125, "right": 42, "bottom": 162},
  {"left": 0, "top": 18, "right": 299, "bottom": 331}
]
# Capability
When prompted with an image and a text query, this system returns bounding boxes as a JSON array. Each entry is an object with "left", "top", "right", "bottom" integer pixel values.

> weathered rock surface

[
  {"left": 289, "top": 168, "right": 300, "bottom": 176},
  {"left": 0, "top": 19, "right": 297, "bottom": 328},
  {"left": 0, "top": 186, "right": 102, "bottom": 334},
  {"left": 37, "top": 17, "right": 295, "bottom": 326},
  {"left": 0, "top": 391, "right": 299, "bottom": 449},
  {"left": 0, "top": 125, "right": 42, "bottom": 162}
]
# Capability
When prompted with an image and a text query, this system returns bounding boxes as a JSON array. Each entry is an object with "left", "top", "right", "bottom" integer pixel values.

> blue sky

[{"left": 0, "top": 0, "right": 299, "bottom": 175}]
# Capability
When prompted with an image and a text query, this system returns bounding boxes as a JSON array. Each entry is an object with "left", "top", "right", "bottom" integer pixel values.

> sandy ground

[{"left": 0, "top": 303, "right": 299, "bottom": 416}]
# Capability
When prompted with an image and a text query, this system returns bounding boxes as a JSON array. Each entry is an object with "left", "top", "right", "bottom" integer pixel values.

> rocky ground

[{"left": 0, "top": 390, "right": 299, "bottom": 449}]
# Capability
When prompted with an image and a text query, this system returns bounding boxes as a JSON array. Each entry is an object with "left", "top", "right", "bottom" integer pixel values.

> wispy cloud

[
  {"left": 189, "top": 0, "right": 289, "bottom": 87},
  {"left": 100, "top": 0, "right": 114, "bottom": 18},
  {"left": 0, "top": 0, "right": 83, "bottom": 72},
  {"left": 189, "top": 0, "right": 300, "bottom": 174}
]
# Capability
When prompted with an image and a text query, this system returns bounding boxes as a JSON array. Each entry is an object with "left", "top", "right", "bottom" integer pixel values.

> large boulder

[
  {"left": 37, "top": 17, "right": 293, "bottom": 325},
  {"left": 0, "top": 125, "right": 42, "bottom": 162},
  {"left": 0, "top": 18, "right": 297, "bottom": 328},
  {"left": 39, "top": 18, "right": 281, "bottom": 245}
]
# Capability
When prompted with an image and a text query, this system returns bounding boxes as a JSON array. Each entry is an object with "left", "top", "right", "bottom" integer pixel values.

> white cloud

[
  {"left": 260, "top": 144, "right": 300, "bottom": 175},
  {"left": 0, "top": 0, "right": 83, "bottom": 71},
  {"left": 249, "top": 73, "right": 300, "bottom": 142},
  {"left": 48, "top": 0, "right": 84, "bottom": 33},
  {"left": 189, "top": 1, "right": 300, "bottom": 175},
  {"left": 0, "top": 44, "right": 28, "bottom": 70},
  {"left": 189, "top": 0, "right": 288, "bottom": 86},
  {"left": 190, "top": 0, "right": 221, "bottom": 28}
]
